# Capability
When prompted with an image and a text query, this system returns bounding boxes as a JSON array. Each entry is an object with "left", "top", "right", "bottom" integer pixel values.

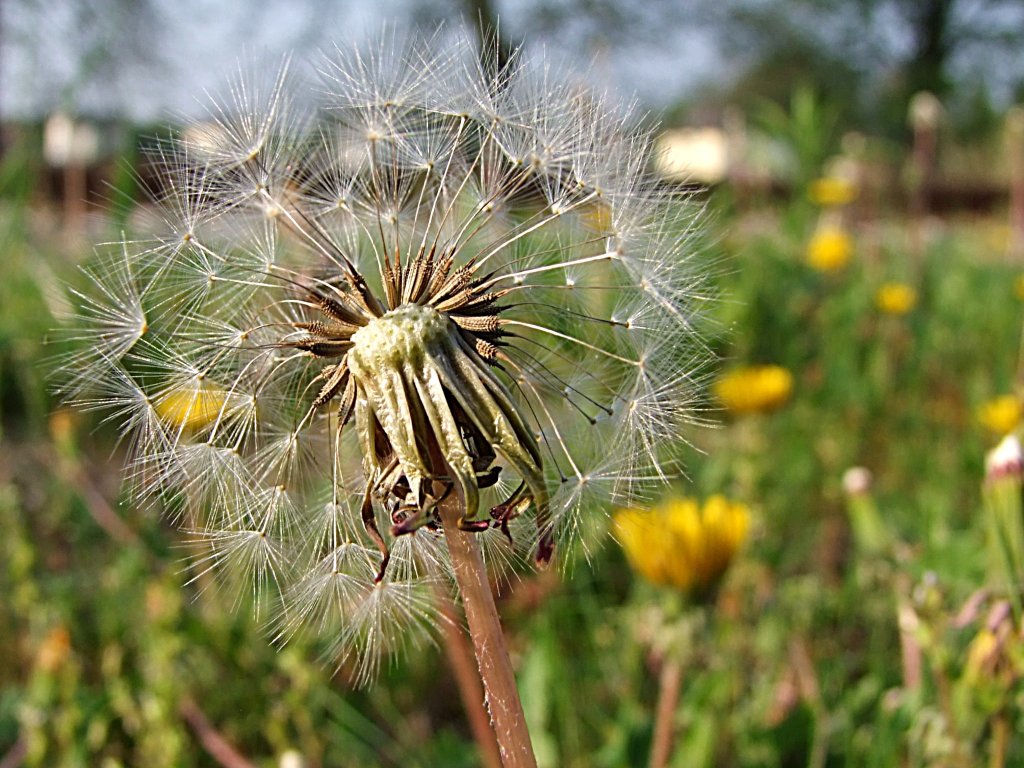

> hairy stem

[
  {"left": 437, "top": 491, "right": 538, "bottom": 768},
  {"left": 437, "top": 589, "right": 505, "bottom": 768}
]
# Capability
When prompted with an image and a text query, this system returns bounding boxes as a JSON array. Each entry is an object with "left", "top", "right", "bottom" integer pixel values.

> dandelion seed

[{"left": 57, "top": 29, "right": 710, "bottom": 676}]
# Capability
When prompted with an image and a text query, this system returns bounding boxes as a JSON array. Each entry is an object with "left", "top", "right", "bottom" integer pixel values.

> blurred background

[{"left": 5, "top": 1, "right": 1024, "bottom": 766}]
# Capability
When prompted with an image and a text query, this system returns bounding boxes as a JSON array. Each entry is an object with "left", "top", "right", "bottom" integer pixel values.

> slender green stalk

[{"left": 989, "top": 712, "right": 1009, "bottom": 768}]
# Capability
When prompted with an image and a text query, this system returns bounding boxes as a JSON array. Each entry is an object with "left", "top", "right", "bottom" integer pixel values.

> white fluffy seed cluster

[{"left": 58, "top": 29, "right": 710, "bottom": 680}]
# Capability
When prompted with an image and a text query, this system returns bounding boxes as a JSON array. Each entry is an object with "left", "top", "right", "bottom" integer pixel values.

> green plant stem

[
  {"left": 790, "top": 638, "right": 829, "bottom": 768},
  {"left": 933, "top": 667, "right": 970, "bottom": 768},
  {"left": 897, "top": 596, "right": 923, "bottom": 690},
  {"left": 437, "top": 491, "right": 538, "bottom": 768},
  {"left": 990, "top": 712, "right": 1009, "bottom": 768},
  {"left": 649, "top": 656, "right": 683, "bottom": 768}
]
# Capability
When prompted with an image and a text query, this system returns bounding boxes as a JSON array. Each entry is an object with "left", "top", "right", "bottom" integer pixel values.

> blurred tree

[
  {"left": 696, "top": 0, "right": 1024, "bottom": 137},
  {"left": 2, "top": 0, "right": 166, "bottom": 119},
  {"left": 902, "top": 0, "right": 956, "bottom": 98},
  {"left": 406, "top": 0, "right": 698, "bottom": 83},
  {"left": 4, "top": 0, "right": 1022, "bottom": 135},
  {"left": 401, "top": 0, "right": 1023, "bottom": 139},
  {"left": 753, "top": 86, "right": 841, "bottom": 188}
]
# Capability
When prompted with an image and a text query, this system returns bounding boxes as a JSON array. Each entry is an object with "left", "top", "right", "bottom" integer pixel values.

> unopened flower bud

[
  {"left": 842, "top": 467, "right": 872, "bottom": 496},
  {"left": 986, "top": 434, "right": 1024, "bottom": 481},
  {"left": 908, "top": 91, "right": 943, "bottom": 131},
  {"left": 842, "top": 466, "right": 889, "bottom": 555}
]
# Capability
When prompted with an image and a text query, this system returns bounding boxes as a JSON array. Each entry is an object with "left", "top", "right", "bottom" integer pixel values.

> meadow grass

[{"left": 1, "top": 188, "right": 1021, "bottom": 767}]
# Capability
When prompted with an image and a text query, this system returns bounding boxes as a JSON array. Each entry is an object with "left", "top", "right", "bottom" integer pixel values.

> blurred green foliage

[{"left": 752, "top": 87, "right": 841, "bottom": 190}]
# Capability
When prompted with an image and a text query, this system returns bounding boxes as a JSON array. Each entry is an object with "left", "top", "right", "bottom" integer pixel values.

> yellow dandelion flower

[
  {"left": 978, "top": 395, "right": 1022, "bottom": 435},
  {"left": 614, "top": 495, "right": 750, "bottom": 597},
  {"left": 713, "top": 365, "right": 793, "bottom": 415},
  {"left": 806, "top": 226, "right": 853, "bottom": 272},
  {"left": 156, "top": 384, "right": 234, "bottom": 431},
  {"left": 808, "top": 177, "right": 858, "bottom": 207},
  {"left": 875, "top": 282, "right": 917, "bottom": 315}
]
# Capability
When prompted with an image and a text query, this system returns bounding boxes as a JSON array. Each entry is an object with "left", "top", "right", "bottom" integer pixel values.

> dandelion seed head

[{"left": 57, "top": 27, "right": 712, "bottom": 679}]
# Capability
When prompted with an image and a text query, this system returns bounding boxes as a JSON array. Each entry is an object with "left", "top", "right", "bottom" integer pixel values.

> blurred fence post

[
  {"left": 43, "top": 112, "right": 100, "bottom": 235},
  {"left": 1006, "top": 107, "right": 1024, "bottom": 260},
  {"left": 907, "top": 92, "right": 942, "bottom": 261},
  {"left": 907, "top": 92, "right": 942, "bottom": 220}
]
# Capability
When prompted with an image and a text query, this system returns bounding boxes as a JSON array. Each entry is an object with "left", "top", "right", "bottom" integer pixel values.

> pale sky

[
  {"left": 4, "top": 0, "right": 1020, "bottom": 124},
  {"left": 0, "top": 0, "right": 721, "bottom": 121}
]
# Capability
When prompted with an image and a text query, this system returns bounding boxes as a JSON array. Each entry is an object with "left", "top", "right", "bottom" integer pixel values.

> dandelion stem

[
  {"left": 436, "top": 589, "right": 505, "bottom": 768},
  {"left": 180, "top": 697, "right": 257, "bottom": 768},
  {"left": 436, "top": 490, "right": 538, "bottom": 768},
  {"left": 648, "top": 656, "right": 683, "bottom": 768}
]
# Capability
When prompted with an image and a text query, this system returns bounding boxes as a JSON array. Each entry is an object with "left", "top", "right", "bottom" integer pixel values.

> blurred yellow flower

[
  {"left": 614, "top": 495, "right": 750, "bottom": 597},
  {"left": 978, "top": 395, "right": 1022, "bottom": 435},
  {"left": 1014, "top": 274, "right": 1024, "bottom": 301},
  {"left": 36, "top": 625, "right": 72, "bottom": 673},
  {"left": 808, "top": 177, "right": 858, "bottom": 207},
  {"left": 965, "top": 627, "right": 1001, "bottom": 682},
  {"left": 875, "top": 282, "right": 917, "bottom": 315},
  {"left": 806, "top": 226, "right": 853, "bottom": 272},
  {"left": 963, "top": 603, "right": 1022, "bottom": 686},
  {"left": 714, "top": 365, "right": 793, "bottom": 415},
  {"left": 156, "top": 384, "right": 234, "bottom": 431},
  {"left": 983, "top": 223, "right": 1012, "bottom": 255},
  {"left": 580, "top": 200, "right": 613, "bottom": 233},
  {"left": 48, "top": 408, "right": 77, "bottom": 448}
]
